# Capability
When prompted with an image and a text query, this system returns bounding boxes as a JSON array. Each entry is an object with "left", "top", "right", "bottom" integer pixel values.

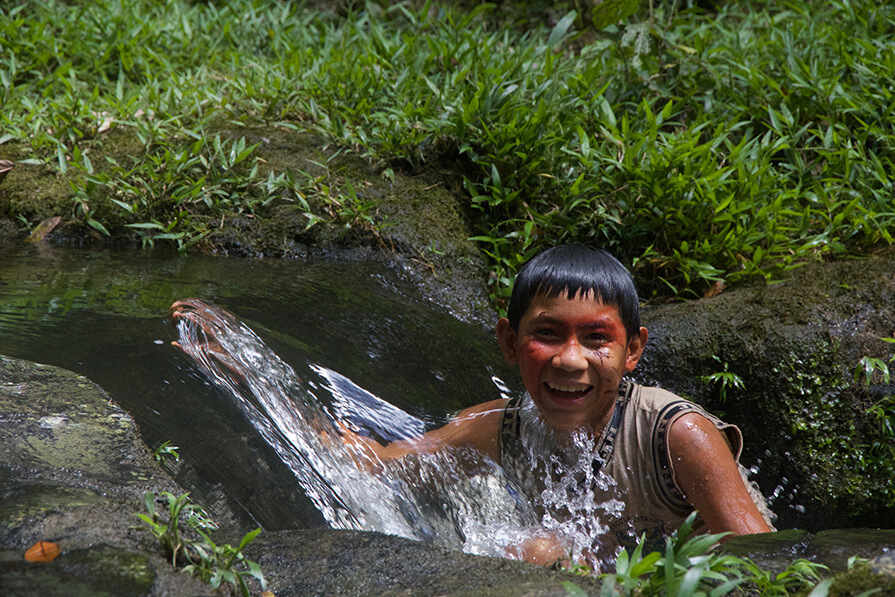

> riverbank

[{"left": 3, "top": 0, "right": 895, "bottom": 305}]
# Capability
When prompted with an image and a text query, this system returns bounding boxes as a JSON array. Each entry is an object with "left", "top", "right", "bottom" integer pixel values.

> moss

[
  {"left": 639, "top": 249, "right": 895, "bottom": 530},
  {"left": 0, "top": 547, "right": 156, "bottom": 597},
  {"left": 0, "top": 484, "right": 103, "bottom": 536},
  {"left": 0, "top": 150, "right": 74, "bottom": 227},
  {"left": 0, "top": 356, "right": 172, "bottom": 490},
  {"left": 819, "top": 563, "right": 895, "bottom": 596}
]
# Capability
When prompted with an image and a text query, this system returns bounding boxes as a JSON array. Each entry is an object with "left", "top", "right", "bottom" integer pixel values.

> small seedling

[
  {"left": 134, "top": 491, "right": 265, "bottom": 596},
  {"left": 701, "top": 356, "right": 746, "bottom": 402},
  {"left": 153, "top": 440, "right": 180, "bottom": 465}
]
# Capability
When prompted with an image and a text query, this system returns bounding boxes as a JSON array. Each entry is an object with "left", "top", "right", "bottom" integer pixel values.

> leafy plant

[
  {"left": 3, "top": 0, "right": 895, "bottom": 302},
  {"left": 854, "top": 337, "right": 895, "bottom": 386},
  {"left": 183, "top": 527, "right": 264, "bottom": 596},
  {"left": 135, "top": 491, "right": 196, "bottom": 568},
  {"left": 565, "top": 512, "right": 827, "bottom": 596},
  {"left": 153, "top": 440, "right": 180, "bottom": 465},
  {"left": 134, "top": 491, "right": 265, "bottom": 596},
  {"left": 701, "top": 356, "right": 746, "bottom": 403}
]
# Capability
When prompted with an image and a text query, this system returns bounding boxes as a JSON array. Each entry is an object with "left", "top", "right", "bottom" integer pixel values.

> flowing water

[{"left": 0, "top": 243, "right": 627, "bottom": 566}]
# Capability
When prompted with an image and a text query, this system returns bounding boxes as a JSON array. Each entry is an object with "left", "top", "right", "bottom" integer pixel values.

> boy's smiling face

[{"left": 496, "top": 290, "right": 647, "bottom": 433}]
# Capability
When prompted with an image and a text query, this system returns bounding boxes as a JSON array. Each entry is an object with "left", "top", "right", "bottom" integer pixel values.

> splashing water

[
  {"left": 172, "top": 299, "right": 627, "bottom": 565},
  {"left": 507, "top": 398, "right": 627, "bottom": 566}
]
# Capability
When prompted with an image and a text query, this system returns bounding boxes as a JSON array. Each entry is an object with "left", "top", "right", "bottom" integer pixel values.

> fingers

[{"left": 170, "top": 298, "right": 206, "bottom": 316}]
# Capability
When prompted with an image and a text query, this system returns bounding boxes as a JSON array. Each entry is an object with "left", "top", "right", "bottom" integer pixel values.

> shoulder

[
  {"left": 431, "top": 398, "right": 508, "bottom": 461},
  {"left": 456, "top": 398, "right": 510, "bottom": 421},
  {"left": 628, "top": 382, "right": 688, "bottom": 412},
  {"left": 667, "top": 411, "right": 728, "bottom": 450}
]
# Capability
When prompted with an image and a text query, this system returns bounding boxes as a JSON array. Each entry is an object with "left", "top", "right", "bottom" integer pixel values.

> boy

[{"left": 340, "top": 244, "right": 774, "bottom": 565}]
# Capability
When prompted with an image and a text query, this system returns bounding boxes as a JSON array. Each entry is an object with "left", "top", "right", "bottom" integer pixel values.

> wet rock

[
  {"left": 723, "top": 529, "right": 895, "bottom": 574},
  {"left": 0, "top": 356, "right": 215, "bottom": 596},
  {"left": 247, "top": 529, "right": 600, "bottom": 596},
  {"left": 638, "top": 248, "right": 895, "bottom": 531},
  {"left": 0, "top": 355, "right": 600, "bottom": 595},
  {"left": 870, "top": 550, "right": 895, "bottom": 578},
  {"left": 724, "top": 530, "right": 895, "bottom": 595}
]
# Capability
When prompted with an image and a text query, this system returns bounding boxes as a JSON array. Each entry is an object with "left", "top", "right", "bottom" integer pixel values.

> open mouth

[{"left": 544, "top": 381, "right": 593, "bottom": 401}]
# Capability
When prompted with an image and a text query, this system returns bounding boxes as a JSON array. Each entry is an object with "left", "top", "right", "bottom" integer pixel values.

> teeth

[{"left": 545, "top": 382, "right": 591, "bottom": 393}]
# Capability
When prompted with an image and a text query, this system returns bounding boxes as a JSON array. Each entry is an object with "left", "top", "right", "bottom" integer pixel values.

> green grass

[{"left": 1, "top": 0, "right": 894, "bottom": 303}]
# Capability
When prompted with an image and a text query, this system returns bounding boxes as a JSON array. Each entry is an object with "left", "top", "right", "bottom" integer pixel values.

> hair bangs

[{"left": 507, "top": 245, "right": 640, "bottom": 341}]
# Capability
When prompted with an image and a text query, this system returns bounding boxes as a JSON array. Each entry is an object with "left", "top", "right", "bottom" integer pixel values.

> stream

[
  {"left": 0, "top": 242, "right": 666, "bottom": 567},
  {"left": 0, "top": 243, "right": 518, "bottom": 537}
]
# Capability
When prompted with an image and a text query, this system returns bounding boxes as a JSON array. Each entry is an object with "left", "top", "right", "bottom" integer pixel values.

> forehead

[{"left": 523, "top": 289, "right": 623, "bottom": 323}]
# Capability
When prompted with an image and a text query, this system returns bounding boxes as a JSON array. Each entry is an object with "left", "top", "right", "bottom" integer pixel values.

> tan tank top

[{"left": 498, "top": 380, "right": 774, "bottom": 558}]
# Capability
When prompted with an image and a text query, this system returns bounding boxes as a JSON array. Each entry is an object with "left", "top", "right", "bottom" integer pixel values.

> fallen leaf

[
  {"left": 0, "top": 159, "right": 12, "bottom": 184},
  {"left": 95, "top": 111, "right": 114, "bottom": 134},
  {"left": 24, "top": 540, "right": 61, "bottom": 562},
  {"left": 703, "top": 280, "right": 726, "bottom": 299},
  {"left": 25, "top": 216, "right": 62, "bottom": 242}
]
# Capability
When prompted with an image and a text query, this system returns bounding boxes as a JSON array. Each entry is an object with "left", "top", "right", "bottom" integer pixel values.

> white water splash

[
  {"left": 505, "top": 397, "right": 628, "bottom": 568},
  {"left": 173, "top": 300, "right": 624, "bottom": 564}
]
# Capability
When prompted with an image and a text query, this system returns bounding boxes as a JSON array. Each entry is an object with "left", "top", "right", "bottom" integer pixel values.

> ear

[
  {"left": 625, "top": 326, "right": 648, "bottom": 372},
  {"left": 495, "top": 318, "right": 520, "bottom": 365}
]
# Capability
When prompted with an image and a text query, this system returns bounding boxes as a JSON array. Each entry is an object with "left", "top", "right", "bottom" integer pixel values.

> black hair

[{"left": 506, "top": 244, "right": 641, "bottom": 341}]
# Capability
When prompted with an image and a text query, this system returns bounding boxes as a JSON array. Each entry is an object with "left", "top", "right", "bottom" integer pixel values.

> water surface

[{"left": 0, "top": 243, "right": 518, "bottom": 534}]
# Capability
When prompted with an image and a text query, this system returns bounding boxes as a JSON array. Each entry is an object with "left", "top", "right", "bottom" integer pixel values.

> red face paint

[{"left": 509, "top": 291, "right": 638, "bottom": 433}]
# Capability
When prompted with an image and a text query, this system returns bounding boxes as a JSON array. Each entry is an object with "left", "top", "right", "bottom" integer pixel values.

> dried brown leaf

[
  {"left": 0, "top": 159, "right": 13, "bottom": 184},
  {"left": 24, "top": 540, "right": 61, "bottom": 562},
  {"left": 703, "top": 280, "right": 726, "bottom": 299},
  {"left": 25, "top": 216, "right": 62, "bottom": 242}
]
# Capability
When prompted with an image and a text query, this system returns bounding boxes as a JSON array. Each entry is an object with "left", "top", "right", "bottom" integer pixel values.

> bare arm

[
  {"left": 668, "top": 413, "right": 772, "bottom": 537},
  {"left": 340, "top": 399, "right": 506, "bottom": 470}
]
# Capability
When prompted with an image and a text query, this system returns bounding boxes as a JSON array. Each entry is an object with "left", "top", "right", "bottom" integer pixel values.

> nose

[{"left": 552, "top": 339, "right": 587, "bottom": 371}]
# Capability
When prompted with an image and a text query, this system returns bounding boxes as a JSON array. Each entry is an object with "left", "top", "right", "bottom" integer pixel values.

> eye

[
  {"left": 533, "top": 327, "right": 558, "bottom": 340},
  {"left": 585, "top": 333, "right": 610, "bottom": 345}
]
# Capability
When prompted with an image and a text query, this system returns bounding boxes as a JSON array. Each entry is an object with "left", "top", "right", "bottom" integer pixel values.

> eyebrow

[{"left": 528, "top": 314, "right": 618, "bottom": 330}]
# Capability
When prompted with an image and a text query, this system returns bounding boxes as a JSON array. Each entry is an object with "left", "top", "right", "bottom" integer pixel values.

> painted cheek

[
  {"left": 519, "top": 342, "right": 552, "bottom": 370},
  {"left": 518, "top": 342, "right": 553, "bottom": 388}
]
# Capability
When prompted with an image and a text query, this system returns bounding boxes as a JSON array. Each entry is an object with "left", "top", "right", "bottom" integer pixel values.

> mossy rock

[
  {"left": 0, "top": 356, "right": 214, "bottom": 596},
  {"left": 638, "top": 249, "right": 895, "bottom": 531}
]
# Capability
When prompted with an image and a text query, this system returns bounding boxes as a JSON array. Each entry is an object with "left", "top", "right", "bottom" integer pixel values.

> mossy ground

[{"left": 812, "top": 564, "right": 895, "bottom": 597}]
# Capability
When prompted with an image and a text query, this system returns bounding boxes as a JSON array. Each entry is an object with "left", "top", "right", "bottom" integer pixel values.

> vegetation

[
  {"left": 1, "top": 0, "right": 894, "bottom": 304},
  {"left": 4, "top": 3, "right": 892, "bottom": 592},
  {"left": 152, "top": 440, "right": 180, "bottom": 465},
  {"left": 135, "top": 491, "right": 266, "bottom": 596},
  {"left": 853, "top": 340, "right": 895, "bottom": 503},
  {"left": 562, "top": 513, "right": 886, "bottom": 596}
]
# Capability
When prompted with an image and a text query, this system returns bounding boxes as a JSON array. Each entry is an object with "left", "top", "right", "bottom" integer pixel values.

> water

[
  {"left": 0, "top": 243, "right": 626, "bottom": 565},
  {"left": 0, "top": 243, "right": 514, "bottom": 533},
  {"left": 170, "top": 294, "right": 641, "bottom": 566}
]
